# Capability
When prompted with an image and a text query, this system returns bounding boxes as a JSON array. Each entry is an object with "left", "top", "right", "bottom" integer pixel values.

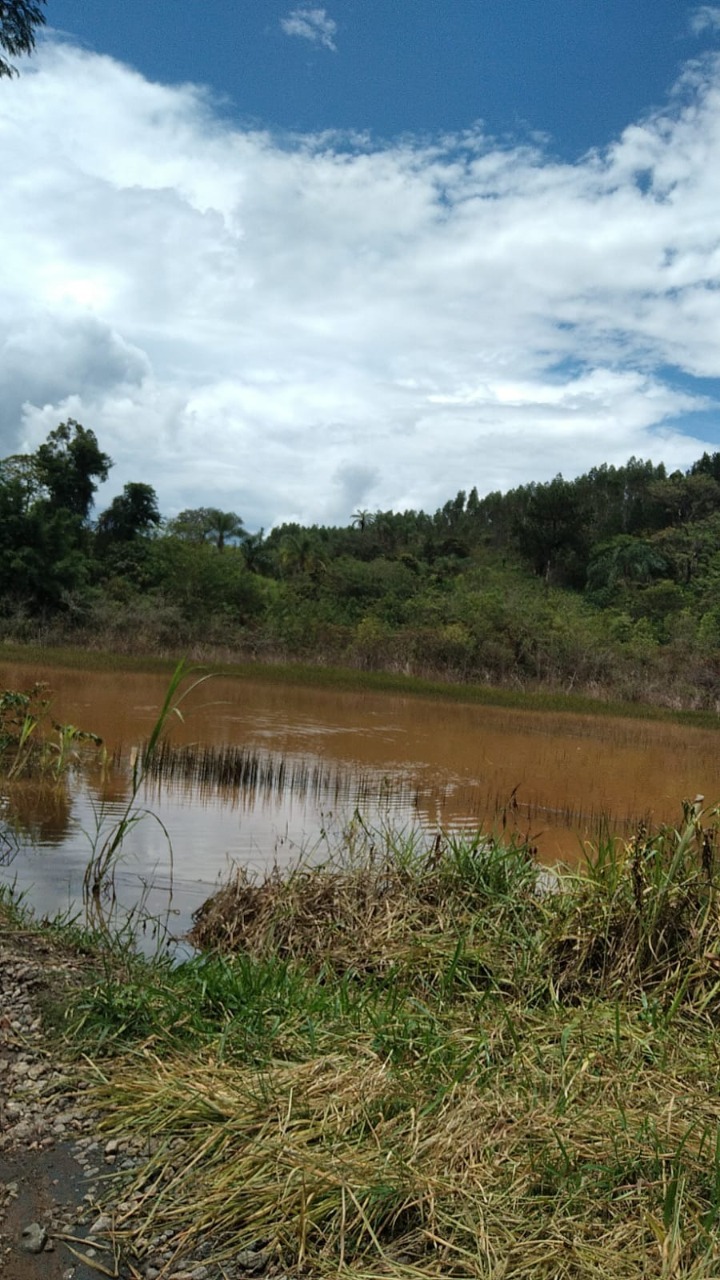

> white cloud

[
  {"left": 280, "top": 7, "right": 337, "bottom": 52},
  {"left": 2, "top": 41, "right": 720, "bottom": 528},
  {"left": 691, "top": 6, "right": 720, "bottom": 35}
]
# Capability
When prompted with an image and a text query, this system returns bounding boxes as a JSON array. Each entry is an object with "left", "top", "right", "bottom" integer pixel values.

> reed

[
  {"left": 548, "top": 796, "right": 720, "bottom": 1005},
  {"left": 80, "top": 659, "right": 210, "bottom": 936}
]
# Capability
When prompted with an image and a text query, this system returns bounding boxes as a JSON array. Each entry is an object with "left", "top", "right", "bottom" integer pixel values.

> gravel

[{"left": 0, "top": 927, "right": 289, "bottom": 1280}]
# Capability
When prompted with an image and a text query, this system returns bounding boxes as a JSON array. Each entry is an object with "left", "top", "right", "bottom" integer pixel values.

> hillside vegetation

[{"left": 2, "top": 420, "right": 720, "bottom": 709}]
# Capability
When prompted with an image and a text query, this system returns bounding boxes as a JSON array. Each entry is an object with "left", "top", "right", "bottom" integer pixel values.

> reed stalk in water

[{"left": 81, "top": 658, "right": 211, "bottom": 934}]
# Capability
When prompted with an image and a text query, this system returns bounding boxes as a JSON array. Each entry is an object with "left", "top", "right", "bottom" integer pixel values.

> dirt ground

[
  {"left": 0, "top": 1143, "right": 112, "bottom": 1280},
  {"left": 0, "top": 918, "right": 130, "bottom": 1280}
]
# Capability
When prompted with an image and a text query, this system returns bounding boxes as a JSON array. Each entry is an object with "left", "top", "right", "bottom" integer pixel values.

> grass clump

[
  {"left": 55, "top": 802, "right": 720, "bottom": 1277},
  {"left": 189, "top": 821, "right": 539, "bottom": 989},
  {"left": 548, "top": 797, "right": 720, "bottom": 1007}
]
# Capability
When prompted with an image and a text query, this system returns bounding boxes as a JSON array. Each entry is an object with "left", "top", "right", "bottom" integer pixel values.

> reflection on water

[
  {"left": 2, "top": 779, "right": 74, "bottom": 847},
  {"left": 1, "top": 659, "right": 719, "bottom": 943}
]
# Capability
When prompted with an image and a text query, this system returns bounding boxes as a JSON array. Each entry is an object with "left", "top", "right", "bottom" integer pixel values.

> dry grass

[
  {"left": 67, "top": 802, "right": 720, "bottom": 1278},
  {"left": 189, "top": 821, "right": 539, "bottom": 984},
  {"left": 89, "top": 1007, "right": 720, "bottom": 1278}
]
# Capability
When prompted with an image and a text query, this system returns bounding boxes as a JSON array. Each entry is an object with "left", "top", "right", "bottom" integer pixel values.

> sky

[{"left": 2, "top": 2, "right": 720, "bottom": 529}]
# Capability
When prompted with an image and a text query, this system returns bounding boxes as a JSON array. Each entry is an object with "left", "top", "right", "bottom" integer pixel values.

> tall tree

[
  {"left": 34, "top": 419, "right": 112, "bottom": 521},
  {"left": 166, "top": 508, "right": 213, "bottom": 543},
  {"left": 0, "top": 0, "right": 46, "bottom": 78},
  {"left": 96, "top": 483, "right": 161, "bottom": 542},
  {"left": 166, "top": 506, "right": 246, "bottom": 551},
  {"left": 515, "top": 476, "right": 587, "bottom": 585},
  {"left": 204, "top": 508, "right": 245, "bottom": 552},
  {"left": 351, "top": 509, "right": 373, "bottom": 533}
]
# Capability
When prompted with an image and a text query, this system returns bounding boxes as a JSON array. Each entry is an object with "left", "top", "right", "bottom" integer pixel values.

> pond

[{"left": 1, "top": 659, "right": 718, "bottom": 945}]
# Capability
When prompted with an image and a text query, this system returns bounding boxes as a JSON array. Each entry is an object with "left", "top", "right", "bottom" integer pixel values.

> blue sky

[
  {"left": 47, "top": 1, "right": 707, "bottom": 156},
  {"left": 2, "top": 2, "right": 720, "bottom": 526}
]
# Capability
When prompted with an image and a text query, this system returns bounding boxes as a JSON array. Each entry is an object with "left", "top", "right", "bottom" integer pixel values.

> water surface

[{"left": 1, "top": 660, "right": 718, "bottom": 941}]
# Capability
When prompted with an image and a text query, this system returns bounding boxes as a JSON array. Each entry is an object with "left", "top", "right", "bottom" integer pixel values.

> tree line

[{"left": 3, "top": 419, "right": 720, "bottom": 708}]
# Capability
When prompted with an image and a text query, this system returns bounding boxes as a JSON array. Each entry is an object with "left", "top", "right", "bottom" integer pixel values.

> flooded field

[{"left": 1, "top": 659, "right": 719, "bottom": 941}]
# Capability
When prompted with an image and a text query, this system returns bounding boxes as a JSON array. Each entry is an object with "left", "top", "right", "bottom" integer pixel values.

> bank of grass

[
  {"left": 24, "top": 801, "right": 720, "bottom": 1278},
  {"left": 2, "top": 640, "right": 720, "bottom": 731}
]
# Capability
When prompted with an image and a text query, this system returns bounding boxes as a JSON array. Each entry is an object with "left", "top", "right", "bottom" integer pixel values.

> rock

[
  {"left": 10, "top": 1121, "right": 34, "bottom": 1142},
  {"left": 20, "top": 1221, "right": 49, "bottom": 1253},
  {"left": 235, "top": 1248, "right": 268, "bottom": 1274},
  {"left": 89, "top": 1213, "right": 112, "bottom": 1235}
]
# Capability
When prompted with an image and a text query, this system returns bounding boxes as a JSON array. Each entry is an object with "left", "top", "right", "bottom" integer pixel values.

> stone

[
  {"left": 20, "top": 1221, "right": 49, "bottom": 1253},
  {"left": 235, "top": 1248, "right": 268, "bottom": 1274}
]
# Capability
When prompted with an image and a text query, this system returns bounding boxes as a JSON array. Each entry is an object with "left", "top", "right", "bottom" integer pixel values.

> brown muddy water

[{"left": 1, "top": 660, "right": 719, "bottom": 948}]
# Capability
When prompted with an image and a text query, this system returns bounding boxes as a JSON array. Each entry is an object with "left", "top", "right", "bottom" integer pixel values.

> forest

[{"left": 2, "top": 418, "right": 720, "bottom": 709}]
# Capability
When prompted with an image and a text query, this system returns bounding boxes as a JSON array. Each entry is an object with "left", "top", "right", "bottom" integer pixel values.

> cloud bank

[
  {"left": 280, "top": 8, "right": 338, "bottom": 52},
  {"left": 2, "top": 42, "right": 720, "bottom": 528}
]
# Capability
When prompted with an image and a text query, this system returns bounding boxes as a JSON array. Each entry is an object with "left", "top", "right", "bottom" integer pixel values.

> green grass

[
  {"left": 3, "top": 639, "right": 720, "bottom": 730},
  {"left": 6, "top": 801, "right": 720, "bottom": 1277}
]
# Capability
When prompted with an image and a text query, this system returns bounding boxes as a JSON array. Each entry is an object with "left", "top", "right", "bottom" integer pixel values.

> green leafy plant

[{"left": 0, "top": 682, "right": 101, "bottom": 779}]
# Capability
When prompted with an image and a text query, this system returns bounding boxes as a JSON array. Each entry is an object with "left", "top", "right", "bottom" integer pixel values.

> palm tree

[
  {"left": 351, "top": 509, "right": 373, "bottom": 533},
  {"left": 204, "top": 509, "right": 246, "bottom": 552},
  {"left": 279, "top": 532, "right": 326, "bottom": 577},
  {"left": 241, "top": 529, "right": 267, "bottom": 574}
]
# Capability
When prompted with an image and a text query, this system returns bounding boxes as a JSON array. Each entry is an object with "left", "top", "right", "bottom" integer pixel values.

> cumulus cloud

[
  {"left": 280, "top": 7, "right": 338, "bottom": 52},
  {"left": 2, "top": 41, "right": 720, "bottom": 527},
  {"left": 691, "top": 6, "right": 720, "bottom": 34}
]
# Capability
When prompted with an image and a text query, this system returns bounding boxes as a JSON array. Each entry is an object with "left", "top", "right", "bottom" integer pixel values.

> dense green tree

[
  {"left": 166, "top": 506, "right": 245, "bottom": 551},
  {"left": 691, "top": 452, "right": 720, "bottom": 483},
  {"left": 648, "top": 472, "right": 720, "bottom": 526},
  {"left": 0, "top": 474, "right": 88, "bottom": 608},
  {"left": 149, "top": 539, "right": 263, "bottom": 624},
  {"left": 34, "top": 419, "right": 111, "bottom": 521},
  {"left": 0, "top": 0, "right": 46, "bottom": 78},
  {"left": 0, "top": 420, "right": 109, "bottom": 608},
  {"left": 515, "top": 476, "right": 587, "bottom": 585},
  {"left": 166, "top": 508, "right": 213, "bottom": 543},
  {"left": 0, "top": 453, "right": 41, "bottom": 508},
  {"left": 586, "top": 535, "right": 668, "bottom": 604},
  {"left": 96, "top": 483, "right": 161, "bottom": 543},
  {"left": 278, "top": 531, "right": 326, "bottom": 578}
]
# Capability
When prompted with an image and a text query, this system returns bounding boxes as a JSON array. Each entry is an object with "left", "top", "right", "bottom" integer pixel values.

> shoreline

[{"left": 2, "top": 639, "right": 719, "bottom": 731}]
